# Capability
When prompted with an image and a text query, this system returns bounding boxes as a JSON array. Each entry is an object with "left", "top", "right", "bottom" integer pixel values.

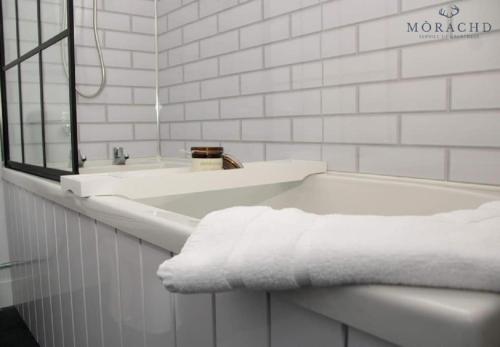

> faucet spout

[
  {"left": 113, "top": 147, "right": 129, "bottom": 165},
  {"left": 78, "top": 150, "right": 87, "bottom": 168}
]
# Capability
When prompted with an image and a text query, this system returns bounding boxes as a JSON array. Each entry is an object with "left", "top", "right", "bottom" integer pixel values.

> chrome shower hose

[{"left": 62, "top": 0, "right": 106, "bottom": 98}]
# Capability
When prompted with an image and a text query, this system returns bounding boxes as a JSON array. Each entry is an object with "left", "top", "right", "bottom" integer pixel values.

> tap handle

[
  {"left": 77, "top": 150, "right": 87, "bottom": 168},
  {"left": 112, "top": 147, "right": 129, "bottom": 162},
  {"left": 113, "top": 147, "right": 125, "bottom": 157}
]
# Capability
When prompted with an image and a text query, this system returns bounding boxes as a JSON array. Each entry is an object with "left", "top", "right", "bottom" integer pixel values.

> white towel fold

[{"left": 157, "top": 202, "right": 500, "bottom": 293}]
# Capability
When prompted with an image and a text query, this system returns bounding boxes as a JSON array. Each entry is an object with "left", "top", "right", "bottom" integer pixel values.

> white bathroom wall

[
  {"left": 74, "top": 0, "right": 158, "bottom": 160},
  {"left": 157, "top": 0, "right": 500, "bottom": 185}
]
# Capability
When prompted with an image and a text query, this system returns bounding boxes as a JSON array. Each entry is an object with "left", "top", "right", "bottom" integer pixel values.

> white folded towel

[{"left": 157, "top": 202, "right": 500, "bottom": 293}]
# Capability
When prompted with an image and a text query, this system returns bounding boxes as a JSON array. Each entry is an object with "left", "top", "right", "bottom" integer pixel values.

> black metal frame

[{"left": 0, "top": 0, "right": 78, "bottom": 181}]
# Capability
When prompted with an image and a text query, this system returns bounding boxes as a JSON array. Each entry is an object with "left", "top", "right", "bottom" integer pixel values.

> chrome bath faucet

[
  {"left": 78, "top": 150, "right": 87, "bottom": 168},
  {"left": 113, "top": 147, "right": 129, "bottom": 165}
]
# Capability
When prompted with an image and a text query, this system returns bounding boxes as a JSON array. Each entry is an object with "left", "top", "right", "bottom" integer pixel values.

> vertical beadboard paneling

[
  {"left": 117, "top": 230, "right": 146, "bottom": 347},
  {"left": 14, "top": 187, "right": 27, "bottom": 321},
  {"left": 4, "top": 185, "right": 18, "bottom": 309},
  {"left": 96, "top": 222, "right": 123, "bottom": 347},
  {"left": 20, "top": 189, "right": 34, "bottom": 332},
  {"left": 270, "top": 296, "right": 344, "bottom": 347},
  {"left": 14, "top": 187, "right": 29, "bottom": 325},
  {"left": 12, "top": 186, "right": 22, "bottom": 310},
  {"left": 34, "top": 196, "right": 48, "bottom": 347},
  {"left": 17, "top": 189, "right": 29, "bottom": 328},
  {"left": 7, "top": 184, "right": 16, "bottom": 309},
  {"left": 54, "top": 205, "right": 76, "bottom": 347},
  {"left": 215, "top": 291, "right": 268, "bottom": 347},
  {"left": 141, "top": 242, "right": 175, "bottom": 347},
  {"left": 66, "top": 210, "right": 88, "bottom": 347},
  {"left": 348, "top": 327, "right": 398, "bottom": 347},
  {"left": 4, "top": 185, "right": 17, "bottom": 308},
  {"left": 3, "top": 185, "right": 11, "bottom": 295},
  {"left": 12, "top": 186, "right": 21, "bottom": 310},
  {"left": 3, "top": 184, "right": 12, "bottom": 277},
  {"left": 11, "top": 186, "right": 21, "bottom": 310},
  {"left": 12, "top": 185, "right": 21, "bottom": 311},
  {"left": 175, "top": 293, "right": 215, "bottom": 347},
  {"left": 29, "top": 193, "right": 41, "bottom": 342},
  {"left": 39, "top": 197, "right": 55, "bottom": 347},
  {"left": 26, "top": 190, "right": 39, "bottom": 339},
  {"left": 8, "top": 185, "right": 19, "bottom": 309},
  {"left": 45, "top": 200, "right": 65, "bottom": 347},
  {"left": 3, "top": 181, "right": 400, "bottom": 347},
  {"left": 79, "top": 216, "right": 104, "bottom": 347}
]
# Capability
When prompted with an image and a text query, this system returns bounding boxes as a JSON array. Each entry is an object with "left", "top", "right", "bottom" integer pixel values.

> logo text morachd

[
  {"left": 406, "top": 5, "right": 492, "bottom": 34},
  {"left": 407, "top": 21, "right": 492, "bottom": 34}
]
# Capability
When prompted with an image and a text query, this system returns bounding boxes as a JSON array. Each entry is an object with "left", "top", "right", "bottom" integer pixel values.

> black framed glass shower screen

[{"left": 0, "top": 0, "right": 78, "bottom": 181}]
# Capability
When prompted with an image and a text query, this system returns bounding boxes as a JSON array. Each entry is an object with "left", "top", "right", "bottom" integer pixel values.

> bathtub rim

[
  {"left": 2, "top": 166, "right": 500, "bottom": 347},
  {"left": 6, "top": 167, "right": 500, "bottom": 254},
  {"left": 2, "top": 167, "right": 195, "bottom": 253},
  {"left": 138, "top": 170, "right": 500, "bottom": 218}
]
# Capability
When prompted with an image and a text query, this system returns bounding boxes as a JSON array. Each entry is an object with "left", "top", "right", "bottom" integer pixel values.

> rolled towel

[{"left": 157, "top": 201, "right": 500, "bottom": 293}]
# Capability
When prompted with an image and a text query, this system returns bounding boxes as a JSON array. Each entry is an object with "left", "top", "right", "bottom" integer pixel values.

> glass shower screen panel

[
  {"left": 1, "top": 0, "right": 77, "bottom": 180},
  {"left": 20, "top": 54, "right": 43, "bottom": 166},
  {"left": 17, "top": 0, "right": 38, "bottom": 55},
  {"left": 5, "top": 67, "right": 22, "bottom": 162},
  {"left": 43, "top": 39, "right": 72, "bottom": 170},
  {"left": 1, "top": 1, "right": 17, "bottom": 64},
  {"left": 41, "top": 0, "right": 67, "bottom": 41}
]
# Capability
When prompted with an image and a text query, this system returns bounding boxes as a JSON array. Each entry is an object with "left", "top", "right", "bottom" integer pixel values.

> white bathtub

[
  {"left": 3, "top": 167, "right": 500, "bottom": 347},
  {"left": 138, "top": 171, "right": 500, "bottom": 217}
]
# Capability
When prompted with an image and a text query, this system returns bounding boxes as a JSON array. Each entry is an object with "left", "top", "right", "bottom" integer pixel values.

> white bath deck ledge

[
  {"left": 61, "top": 160, "right": 327, "bottom": 198},
  {"left": 279, "top": 285, "right": 500, "bottom": 347}
]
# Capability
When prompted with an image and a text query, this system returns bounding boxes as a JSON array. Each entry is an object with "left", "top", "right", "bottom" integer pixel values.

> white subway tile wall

[
  {"left": 75, "top": 0, "right": 157, "bottom": 160},
  {"left": 144, "top": 0, "right": 500, "bottom": 185}
]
